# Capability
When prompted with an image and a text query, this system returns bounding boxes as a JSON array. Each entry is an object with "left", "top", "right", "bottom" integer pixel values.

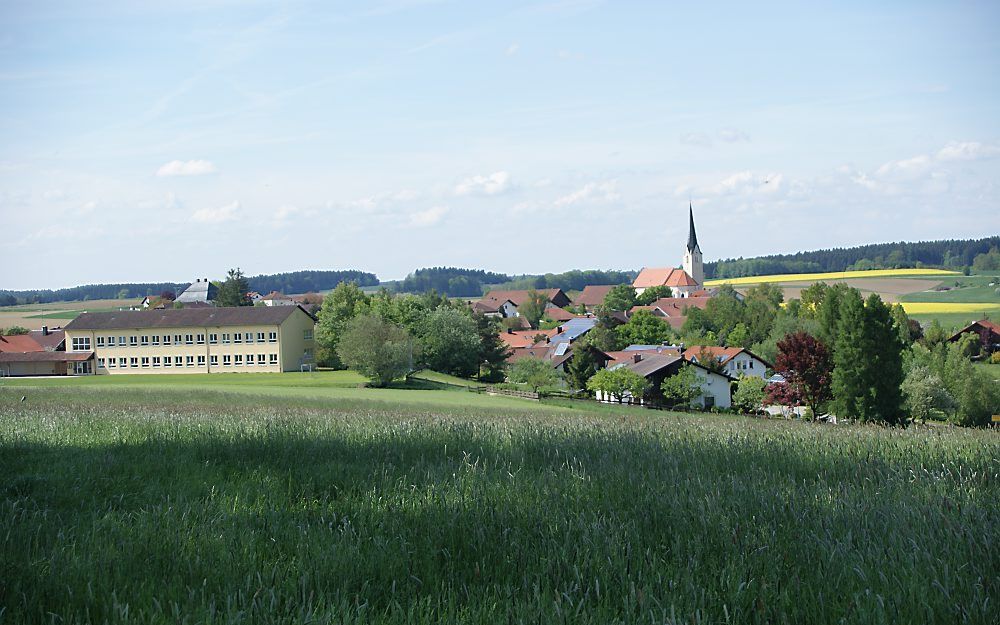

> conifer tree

[{"left": 831, "top": 289, "right": 868, "bottom": 419}]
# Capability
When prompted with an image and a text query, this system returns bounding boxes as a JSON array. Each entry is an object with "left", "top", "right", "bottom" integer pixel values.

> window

[
  {"left": 152, "top": 335, "right": 160, "bottom": 346},
  {"left": 107, "top": 358, "right": 116, "bottom": 368},
  {"left": 129, "top": 336, "right": 138, "bottom": 347},
  {"left": 184, "top": 334, "right": 194, "bottom": 345},
  {"left": 268, "top": 331, "right": 277, "bottom": 343},
  {"left": 174, "top": 356, "right": 183, "bottom": 366},
  {"left": 196, "top": 334, "right": 205, "bottom": 345},
  {"left": 749, "top": 360, "right": 754, "bottom": 369},
  {"left": 257, "top": 354, "right": 266, "bottom": 365},
  {"left": 197, "top": 355, "right": 206, "bottom": 366},
  {"left": 234, "top": 354, "right": 243, "bottom": 365},
  {"left": 222, "top": 333, "right": 231, "bottom": 344},
  {"left": 97, "top": 358, "right": 105, "bottom": 368},
  {"left": 246, "top": 354, "right": 254, "bottom": 366},
  {"left": 130, "top": 357, "right": 138, "bottom": 368},
  {"left": 141, "top": 357, "right": 150, "bottom": 368},
  {"left": 233, "top": 333, "right": 242, "bottom": 344},
  {"left": 210, "top": 355, "right": 218, "bottom": 366},
  {"left": 303, "top": 329, "right": 313, "bottom": 341},
  {"left": 245, "top": 332, "right": 254, "bottom": 344},
  {"left": 152, "top": 357, "right": 161, "bottom": 367},
  {"left": 269, "top": 354, "right": 278, "bottom": 365},
  {"left": 174, "top": 334, "right": 182, "bottom": 345},
  {"left": 71, "top": 337, "right": 91, "bottom": 351},
  {"left": 257, "top": 332, "right": 265, "bottom": 342},
  {"left": 96, "top": 337, "right": 105, "bottom": 348},
  {"left": 140, "top": 335, "right": 149, "bottom": 346},
  {"left": 118, "top": 336, "right": 126, "bottom": 346},
  {"left": 209, "top": 333, "right": 218, "bottom": 344},
  {"left": 303, "top": 348, "right": 313, "bottom": 360},
  {"left": 106, "top": 336, "right": 114, "bottom": 346},
  {"left": 223, "top": 354, "right": 232, "bottom": 366},
  {"left": 186, "top": 355, "right": 194, "bottom": 367},
  {"left": 163, "top": 357, "right": 172, "bottom": 368},
  {"left": 118, "top": 357, "right": 127, "bottom": 368}
]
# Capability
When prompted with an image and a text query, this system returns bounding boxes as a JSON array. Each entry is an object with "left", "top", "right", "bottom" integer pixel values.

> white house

[{"left": 683, "top": 346, "right": 771, "bottom": 380}]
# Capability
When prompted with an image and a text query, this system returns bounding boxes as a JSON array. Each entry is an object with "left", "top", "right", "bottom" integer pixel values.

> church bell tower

[{"left": 682, "top": 203, "right": 704, "bottom": 286}]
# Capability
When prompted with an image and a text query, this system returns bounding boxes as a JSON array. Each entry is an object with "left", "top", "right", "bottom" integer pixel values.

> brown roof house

[
  {"left": 573, "top": 285, "right": 618, "bottom": 310},
  {"left": 595, "top": 353, "right": 732, "bottom": 409},
  {"left": 948, "top": 319, "right": 1000, "bottom": 355},
  {"left": 0, "top": 331, "right": 92, "bottom": 376}
]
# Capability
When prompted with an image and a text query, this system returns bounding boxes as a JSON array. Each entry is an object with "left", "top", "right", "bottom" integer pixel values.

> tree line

[
  {"left": 0, "top": 269, "right": 377, "bottom": 307},
  {"left": 706, "top": 236, "right": 1000, "bottom": 279},
  {"left": 390, "top": 267, "right": 512, "bottom": 297}
]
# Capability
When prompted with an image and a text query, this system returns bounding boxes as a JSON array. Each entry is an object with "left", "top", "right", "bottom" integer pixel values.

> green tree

[
  {"left": 583, "top": 315, "right": 622, "bottom": 352},
  {"left": 616, "top": 309, "right": 673, "bottom": 346},
  {"left": 817, "top": 283, "right": 851, "bottom": 346},
  {"left": 116, "top": 288, "right": 130, "bottom": 299},
  {"left": 215, "top": 268, "right": 252, "bottom": 307},
  {"left": 601, "top": 284, "right": 637, "bottom": 312},
  {"left": 587, "top": 367, "right": 648, "bottom": 403},
  {"left": 726, "top": 322, "right": 750, "bottom": 348},
  {"left": 972, "top": 246, "right": 1000, "bottom": 271},
  {"left": 901, "top": 365, "right": 956, "bottom": 422},
  {"left": 472, "top": 312, "right": 510, "bottom": 382},
  {"left": 417, "top": 308, "right": 481, "bottom": 377},
  {"left": 864, "top": 294, "right": 905, "bottom": 424},
  {"left": 336, "top": 314, "right": 415, "bottom": 387},
  {"left": 660, "top": 364, "right": 703, "bottom": 409},
  {"left": 2, "top": 326, "right": 30, "bottom": 336},
  {"left": 831, "top": 289, "right": 868, "bottom": 420},
  {"left": 922, "top": 319, "right": 947, "bottom": 348},
  {"left": 519, "top": 290, "right": 548, "bottom": 329},
  {"left": 315, "top": 282, "right": 371, "bottom": 369},
  {"left": 635, "top": 285, "right": 672, "bottom": 305},
  {"left": 507, "top": 358, "right": 562, "bottom": 392},
  {"left": 733, "top": 375, "right": 767, "bottom": 415},
  {"left": 566, "top": 343, "right": 601, "bottom": 391}
]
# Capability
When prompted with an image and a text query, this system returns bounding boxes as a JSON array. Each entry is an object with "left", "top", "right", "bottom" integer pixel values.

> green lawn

[
  {"left": 899, "top": 274, "right": 1000, "bottom": 304},
  {"left": 1, "top": 382, "right": 997, "bottom": 624}
]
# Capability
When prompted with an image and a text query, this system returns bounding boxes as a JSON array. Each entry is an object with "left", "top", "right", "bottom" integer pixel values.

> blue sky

[{"left": 2, "top": 0, "right": 999, "bottom": 290}]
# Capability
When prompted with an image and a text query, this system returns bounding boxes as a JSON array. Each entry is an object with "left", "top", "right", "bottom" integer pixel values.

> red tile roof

[
  {"left": 574, "top": 285, "right": 617, "bottom": 307},
  {"left": 0, "top": 335, "right": 44, "bottom": 353},
  {"left": 500, "top": 328, "right": 558, "bottom": 349},
  {"left": 633, "top": 268, "right": 698, "bottom": 289},
  {"left": 544, "top": 306, "right": 577, "bottom": 322},
  {"left": 0, "top": 351, "right": 93, "bottom": 363}
]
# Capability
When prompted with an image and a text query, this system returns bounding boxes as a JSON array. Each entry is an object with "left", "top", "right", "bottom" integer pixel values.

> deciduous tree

[
  {"left": 336, "top": 314, "right": 415, "bottom": 387},
  {"left": 315, "top": 282, "right": 371, "bottom": 369},
  {"left": 660, "top": 364, "right": 702, "bottom": 409},
  {"left": 587, "top": 367, "right": 647, "bottom": 403},
  {"left": 519, "top": 290, "right": 548, "bottom": 330},
  {"left": 774, "top": 331, "right": 833, "bottom": 418}
]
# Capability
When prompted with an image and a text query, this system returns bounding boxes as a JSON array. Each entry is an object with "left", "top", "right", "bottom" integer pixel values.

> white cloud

[
  {"left": 79, "top": 200, "right": 97, "bottom": 214},
  {"left": 709, "top": 171, "right": 783, "bottom": 196},
  {"left": 274, "top": 204, "right": 299, "bottom": 221},
  {"left": 680, "top": 132, "right": 712, "bottom": 147},
  {"left": 454, "top": 171, "right": 511, "bottom": 196},
  {"left": 553, "top": 180, "right": 619, "bottom": 207},
  {"left": 191, "top": 200, "right": 240, "bottom": 223},
  {"left": 156, "top": 159, "right": 218, "bottom": 177},
  {"left": 719, "top": 127, "right": 750, "bottom": 143},
  {"left": 875, "top": 154, "right": 932, "bottom": 178},
  {"left": 936, "top": 141, "right": 1000, "bottom": 162},
  {"left": 506, "top": 42, "right": 520, "bottom": 56},
  {"left": 409, "top": 205, "right": 448, "bottom": 227}
]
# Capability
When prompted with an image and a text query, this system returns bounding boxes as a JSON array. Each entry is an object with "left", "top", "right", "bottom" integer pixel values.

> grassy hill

[{"left": 1, "top": 376, "right": 996, "bottom": 624}]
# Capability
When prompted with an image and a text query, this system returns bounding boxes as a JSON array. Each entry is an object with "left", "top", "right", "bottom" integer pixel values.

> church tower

[{"left": 682, "top": 203, "right": 704, "bottom": 286}]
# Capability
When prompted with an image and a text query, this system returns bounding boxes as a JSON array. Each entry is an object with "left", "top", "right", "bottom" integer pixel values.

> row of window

[
  {"left": 93, "top": 331, "right": 279, "bottom": 349},
  {"left": 97, "top": 353, "right": 280, "bottom": 369}
]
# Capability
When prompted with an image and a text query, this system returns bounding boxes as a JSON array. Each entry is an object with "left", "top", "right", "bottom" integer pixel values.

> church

[{"left": 632, "top": 204, "right": 704, "bottom": 298}]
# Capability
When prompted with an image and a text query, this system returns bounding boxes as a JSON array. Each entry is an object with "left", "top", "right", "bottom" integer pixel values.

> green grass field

[{"left": 1, "top": 376, "right": 997, "bottom": 624}]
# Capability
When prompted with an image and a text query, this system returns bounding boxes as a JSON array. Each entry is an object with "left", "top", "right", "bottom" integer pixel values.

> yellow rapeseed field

[
  {"left": 897, "top": 302, "right": 1000, "bottom": 314},
  {"left": 704, "top": 268, "right": 959, "bottom": 287}
]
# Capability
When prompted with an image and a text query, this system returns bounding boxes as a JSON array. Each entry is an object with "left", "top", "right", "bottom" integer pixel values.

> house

[
  {"left": 627, "top": 296, "right": 712, "bottom": 330},
  {"left": 175, "top": 278, "right": 218, "bottom": 305},
  {"left": 260, "top": 291, "right": 297, "bottom": 306},
  {"left": 573, "top": 285, "right": 617, "bottom": 311},
  {"left": 632, "top": 204, "right": 704, "bottom": 297},
  {"left": 604, "top": 344, "right": 684, "bottom": 366},
  {"left": 683, "top": 346, "right": 771, "bottom": 380},
  {"left": 544, "top": 304, "right": 578, "bottom": 322},
  {"left": 509, "top": 341, "right": 612, "bottom": 373},
  {"left": 596, "top": 353, "right": 732, "bottom": 409},
  {"left": 0, "top": 330, "right": 90, "bottom": 376},
  {"left": 29, "top": 326, "right": 65, "bottom": 351},
  {"left": 477, "top": 288, "right": 572, "bottom": 317},
  {"left": 499, "top": 327, "right": 559, "bottom": 350},
  {"left": 472, "top": 298, "right": 518, "bottom": 318},
  {"left": 62, "top": 305, "right": 316, "bottom": 375},
  {"left": 548, "top": 317, "right": 598, "bottom": 344},
  {"left": 948, "top": 319, "right": 1000, "bottom": 354}
]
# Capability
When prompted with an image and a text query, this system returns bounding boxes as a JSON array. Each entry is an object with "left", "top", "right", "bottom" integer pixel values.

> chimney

[
  {"left": 557, "top": 326, "right": 563, "bottom": 333},
  {"left": 507, "top": 328, "right": 514, "bottom": 334},
  {"left": 633, "top": 354, "right": 642, "bottom": 363},
  {"left": 41, "top": 325, "right": 49, "bottom": 336}
]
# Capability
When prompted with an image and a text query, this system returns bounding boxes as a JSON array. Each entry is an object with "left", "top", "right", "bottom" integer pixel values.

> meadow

[{"left": 1, "top": 376, "right": 997, "bottom": 624}]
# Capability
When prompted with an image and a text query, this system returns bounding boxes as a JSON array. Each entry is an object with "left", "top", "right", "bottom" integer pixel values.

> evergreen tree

[
  {"left": 216, "top": 268, "right": 252, "bottom": 307},
  {"left": 472, "top": 312, "right": 510, "bottom": 382},
  {"left": 831, "top": 289, "right": 869, "bottom": 420},
  {"left": 864, "top": 294, "right": 905, "bottom": 424},
  {"left": 566, "top": 343, "right": 600, "bottom": 391}
]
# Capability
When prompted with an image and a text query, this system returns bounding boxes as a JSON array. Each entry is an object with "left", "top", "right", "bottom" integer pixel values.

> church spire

[{"left": 686, "top": 202, "right": 700, "bottom": 253}]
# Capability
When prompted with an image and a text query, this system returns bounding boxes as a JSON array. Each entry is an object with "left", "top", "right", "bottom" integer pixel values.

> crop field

[
  {"left": 1, "top": 378, "right": 997, "bottom": 624},
  {"left": 0, "top": 298, "right": 133, "bottom": 331},
  {"left": 704, "top": 268, "right": 959, "bottom": 287}
]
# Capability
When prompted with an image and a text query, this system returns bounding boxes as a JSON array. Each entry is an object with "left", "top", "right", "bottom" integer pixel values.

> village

[{"left": 2, "top": 206, "right": 996, "bottom": 417}]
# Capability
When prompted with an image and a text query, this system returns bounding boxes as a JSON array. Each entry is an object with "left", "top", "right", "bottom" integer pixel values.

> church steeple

[
  {"left": 682, "top": 202, "right": 704, "bottom": 286},
  {"left": 686, "top": 202, "right": 700, "bottom": 253}
]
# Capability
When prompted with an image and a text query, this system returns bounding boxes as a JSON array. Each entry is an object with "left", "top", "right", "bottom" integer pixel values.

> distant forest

[
  {"left": 705, "top": 236, "right": 1000, "bottom": 279},
  {"left": 387, "top": 268, "right": 638, "bottom": 297},
  {"left": 0, "top": 270, "right": 378, "bottom": 307}
]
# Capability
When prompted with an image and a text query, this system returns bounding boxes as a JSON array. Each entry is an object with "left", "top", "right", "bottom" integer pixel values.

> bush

[
  {"left": 336, "top": 315, "right": 415, "bottom": 388},
  {"left": 732, "top": 376, "right": 767, "bottom": 415}
]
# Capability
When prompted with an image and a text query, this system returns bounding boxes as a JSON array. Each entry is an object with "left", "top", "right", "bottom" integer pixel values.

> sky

[{"left": 2, "top": 0, "right": 999, "bottom": 290}]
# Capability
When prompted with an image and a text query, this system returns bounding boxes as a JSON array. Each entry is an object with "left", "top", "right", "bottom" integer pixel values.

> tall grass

[{"left": 1, "top": 388, "right": 997, "bottom": 624}]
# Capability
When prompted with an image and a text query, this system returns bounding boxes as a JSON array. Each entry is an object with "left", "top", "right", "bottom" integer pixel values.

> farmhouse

[
  {"left": 597, "top": 353, "right": 733, "bottom": 409},
  {"left": 62, "top": 305, "right": 316, "bottom": 375},
  {"left": 175, "top": 278, "right": 218, "bottom": 305},
  {"left": 948, "top": 319, "right": 1000, "bottom": 355},
  {"left": 477, "top": 288, "right": 572, "bottom": 318},
  {"left": 683, "top": 346, "right": 771, "bottom": 380}
]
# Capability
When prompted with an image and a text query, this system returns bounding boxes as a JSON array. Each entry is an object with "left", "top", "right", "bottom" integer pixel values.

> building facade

[{"left": 63, "top": 306, "right": 315, "bottom": 375}]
